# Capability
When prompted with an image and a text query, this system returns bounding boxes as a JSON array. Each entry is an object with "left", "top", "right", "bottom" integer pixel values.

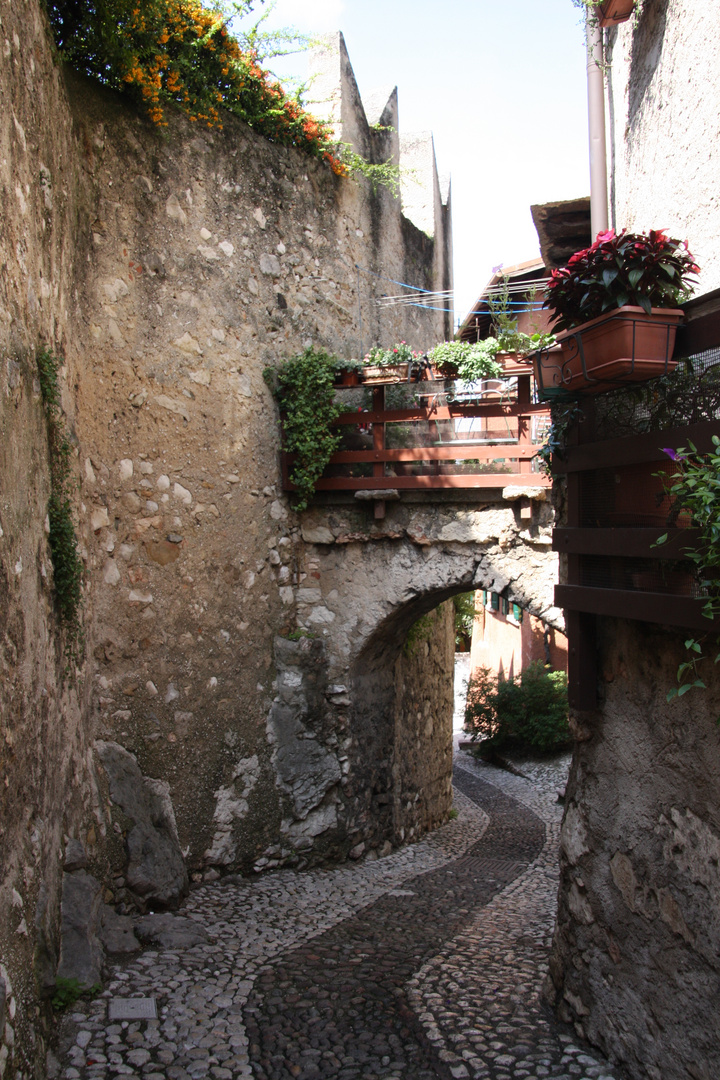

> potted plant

[
  {"left": 536, "top": 229, "right": 699, "bottom": 396},
  {"left": 333, "top": 358, "right": 365, "bottom": 386},
  {"left": 428, "top": 340, "right": 504, "bottom": 382},
  {"left": 596, "top": 0, "right": 637, "bottom": 26},
  {"left": 573, "top": 0, "right": 637, "bottom": 28},
  {"left": 362, "top": 342, "right": 428, "bottom": 383}
]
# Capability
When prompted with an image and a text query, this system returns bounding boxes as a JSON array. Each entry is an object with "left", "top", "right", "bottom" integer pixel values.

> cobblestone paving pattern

[
  {"left": 55, "top": 792, "right": 488, "bottom": 1080},
  {"left": 56, "top": 751, "right": 625, "bottom": 1080}
]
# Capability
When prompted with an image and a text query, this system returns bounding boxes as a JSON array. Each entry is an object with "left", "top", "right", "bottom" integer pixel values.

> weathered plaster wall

[
  {"left": 607, "top": 0, "right": 720, "bottom": 290},
  {"left": 547, "top": 619, "right": 720, "bottom": 1080}
]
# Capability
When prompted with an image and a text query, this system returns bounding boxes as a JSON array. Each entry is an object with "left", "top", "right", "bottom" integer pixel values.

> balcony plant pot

[
  {"left": 361, "top": 363, "right": 409, "bottom": 384},
  {"left": 597, "top": 0, "right": 636, "bottom": 26},
  {"left": 535, "top": 305, "right": 683, "bottom": 396},
  {"left": 334, "top": 369, "right": 362, "bottom": 387}
]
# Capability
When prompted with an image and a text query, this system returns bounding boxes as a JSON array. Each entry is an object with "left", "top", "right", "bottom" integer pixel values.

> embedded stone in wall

[
  {"left": 204, "top": 755, "right": 261, "bottom": 866},
  {"left": 56, "top": 871, "right": 104, "bottom": 989},
  {"left": 95, "top": 741, "right": 188, "bottom": 908},
  {"left": 267, "top": 636, "right": 342, "bottom": 835}
]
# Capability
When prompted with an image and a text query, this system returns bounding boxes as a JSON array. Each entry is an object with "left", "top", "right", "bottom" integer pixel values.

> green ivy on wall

[{"left": 37, "top": 347, "right": 84, "bottom": 657}]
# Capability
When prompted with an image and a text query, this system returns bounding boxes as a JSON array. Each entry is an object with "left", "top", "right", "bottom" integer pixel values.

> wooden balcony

[{"left": 280, "top": 368, "right": 552, "bottom": 503}]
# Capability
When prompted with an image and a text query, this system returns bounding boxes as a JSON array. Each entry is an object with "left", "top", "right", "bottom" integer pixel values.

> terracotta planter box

[
  {"left": 535, "top": 305, "right": 683, "bottom": 396},
  {"left": 598, "top": 0, "right": 636, "bottom": 26},
  {"left": 361, "top": 363, "right": 409, "bottom": 384}
]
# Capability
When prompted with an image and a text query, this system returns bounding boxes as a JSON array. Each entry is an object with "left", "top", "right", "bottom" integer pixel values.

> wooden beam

[
  {"left": 553, "top": 527, "right": 700, "bottom": 559},
  {"left": 322, "top": 445, "right": 539, "bottom": 464},
  {"left": 303, "top": 473, "right": 552, "bottom": 491},
  {"left": 335, "top": 403, "right": 551, "bottom": 425},
  {"left": 555, "top": 584, "right": 713, "bottom": 630},
  {"left": 553, "top": 420, "right": 720, "bottom": 474}
]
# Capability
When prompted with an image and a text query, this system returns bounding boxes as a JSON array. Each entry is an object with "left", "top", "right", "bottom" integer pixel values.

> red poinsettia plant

[{"left": 544, "top": 229, "right": 700, "bottom": 332}]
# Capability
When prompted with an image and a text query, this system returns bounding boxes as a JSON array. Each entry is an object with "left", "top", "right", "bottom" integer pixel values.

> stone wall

[
  {"left": 391, "top": 602, "right": 456, "bottom": 845},
  {"left": 0, "top": 1, "right": 96, "bottom": 1073},
  {"left": 546, "top": 8, "right": 720, "bottom": 1076},
  {"left": 607, "top": 0, "right": 720, "bottom": 289},
  {"left": 547, "top": 619, "right": 720, "bottom": 1080},
  {"left": 0, "top": 5, "right": 454, "bottom": 1075}
]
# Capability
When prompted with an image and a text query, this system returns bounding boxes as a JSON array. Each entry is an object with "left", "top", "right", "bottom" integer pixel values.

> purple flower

[{"left": 662, "top": 448, "right": 685, "bottom": 462}]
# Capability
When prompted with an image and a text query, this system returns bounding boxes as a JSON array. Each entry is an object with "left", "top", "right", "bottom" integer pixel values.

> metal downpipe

[{"left": 586, "top": 16, "right": 609, "bottom": 237}]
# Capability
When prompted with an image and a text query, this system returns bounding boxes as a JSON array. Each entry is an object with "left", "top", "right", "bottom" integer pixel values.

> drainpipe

[{"left": 586, "top": 14, "right": 609, "bottom": 237}]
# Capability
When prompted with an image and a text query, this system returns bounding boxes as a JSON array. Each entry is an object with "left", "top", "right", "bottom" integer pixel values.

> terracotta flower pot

[
  {"left": 539, "top": 305, "right": 683, "bottom": 395},
  {"left": 597, "top": 0, "right": 636, "bottom": 26},
  {"left": 335, "top": 369, "right": 360, "bottom": 387}
]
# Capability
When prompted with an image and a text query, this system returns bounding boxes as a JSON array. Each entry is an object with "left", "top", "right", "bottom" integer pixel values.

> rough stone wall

[
  {"left": 547, "top": 619, "right": 720, "bottom": 1080},
  {"left": 607, "top": 0, "right": 720, "bottom": 289},
  {"left": 391, "top": 601, "right": 455, "bottom": 845},
  {"left": 0, "top": 6, "right": 453, "bottom": 1075},
  {"left": 0, "top": 3, "right": 99, "bottom": 1074},
  {"left": 548, "top": 7, "right": 720, "bottom": 1074}
]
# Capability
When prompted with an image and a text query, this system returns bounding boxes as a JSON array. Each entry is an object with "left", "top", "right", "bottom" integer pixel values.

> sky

[{"left": 238, "top": 0, "right": 591, "bottom": 330}]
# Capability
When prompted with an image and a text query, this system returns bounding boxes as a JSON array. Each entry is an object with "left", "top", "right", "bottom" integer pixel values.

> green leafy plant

[
  {"left": 338, "top": 145, "right": 402, "bottom": 197},
  {"left": 46, "top": 0, "right": 346, "bottom": 172},
  {"left": 283, "top": 628, "right": 317, "bottom": 641},
  {"left": 465, "top": 661, "right": 570, "bottom": 754},
  {"left": 266, "top": 347, "right": 343, "bottom": 511},
  {"left": 654, "top": 439, "right": 720, "bottom": 704},
  {"left": 535, "top": 403, "right": 584, "bottom": 474},
  {"left": 37, "top": 348, "right": 84, "bottom": 656},
  {"left": 485, "top": 277, "right": 556, "bottom": 357},
  {"left": 428, "top": 340, "right": 503, "bottom": 381},
  {"left": 403, "top": 611, "right": 438, "bottom": 656},
  {"left": 544, "top": 229, "right": 699, "bottom": 333},
  {"left": 364, "top": 342, "right": 419, "bottom": 367},
  {"left": 51, "top": 977, "right": 102, "bottom": 1011},
  {"left": 453, "top": 592, "right": 476, "bottom": 650},
  {"left": 447, "top": 807, "right": 459, "bottom": 820}
]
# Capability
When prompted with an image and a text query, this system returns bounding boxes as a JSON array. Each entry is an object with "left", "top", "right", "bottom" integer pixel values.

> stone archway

[{"left": 264, "top": 494, "right": 561, "bottom": 868}]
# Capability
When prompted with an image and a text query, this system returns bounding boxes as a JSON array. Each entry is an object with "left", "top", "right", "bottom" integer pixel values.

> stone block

[
  {"left": 56, "top": 871, "right": 104, "bottom": 988},
  {"left": 95, "top": 742, "right": 188, "bottom": 908},
  {"left": 99, "top": 905, "right": 141, "bottom": 954},
  {"left": 134, "top": 913, "right": 210, "bottom": 948}
]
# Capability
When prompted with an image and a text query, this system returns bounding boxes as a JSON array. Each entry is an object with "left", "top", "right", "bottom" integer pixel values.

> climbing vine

[
  {"left": 265, "top": 347, "right": 343, "bottom": 512},
  {"left": 37, "top": 347, "right": 84, "bottom": 656},
  {"left": 46, "top": 0, "right": 346, "bottom": 172}
]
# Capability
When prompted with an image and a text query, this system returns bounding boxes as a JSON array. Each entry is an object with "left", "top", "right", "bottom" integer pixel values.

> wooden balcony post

[
  {"left": 517, "top": 372, "right": 532, "bottom": 474},
  {"left": 373, "top": 386, "right": 386, "bottom": 519},
  {"left": 565, "top": 406, "right": 598, "bottom": 710}
]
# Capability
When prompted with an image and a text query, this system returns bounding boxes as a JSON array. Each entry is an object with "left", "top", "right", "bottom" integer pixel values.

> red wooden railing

[{"left": 280, "top": 367, "right": 552, "bottom": 500}]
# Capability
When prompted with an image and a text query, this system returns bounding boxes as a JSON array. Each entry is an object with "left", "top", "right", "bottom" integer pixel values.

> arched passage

[{"left": 267, "top": 497, "right": 563, "bottom": 865}]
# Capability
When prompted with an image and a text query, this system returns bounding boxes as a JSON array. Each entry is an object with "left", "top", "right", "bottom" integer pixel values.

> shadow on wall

[{"left": 627, "top": 0, "right": 670, "bottom": 129}]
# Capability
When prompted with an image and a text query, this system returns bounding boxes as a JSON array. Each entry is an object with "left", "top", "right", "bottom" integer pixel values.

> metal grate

[
  {"left": 579, "top": 555, "right": 704, "bottom": 598},
  {"left": 594, "top": 347, "right": 720, "bottom": 439},
  {"left": 580, "top": 462, "right": 683, "bottom": 528}
]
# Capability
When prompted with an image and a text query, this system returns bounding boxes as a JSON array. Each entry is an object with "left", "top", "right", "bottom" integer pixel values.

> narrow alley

[{"left": 54, "top": 746, "right": 623, "bottom": 1080}]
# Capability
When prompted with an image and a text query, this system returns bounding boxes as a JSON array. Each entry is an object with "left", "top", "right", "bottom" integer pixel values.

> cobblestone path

[{"left": 56, "top": 753, "right": 624, "bottom": 1080}]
